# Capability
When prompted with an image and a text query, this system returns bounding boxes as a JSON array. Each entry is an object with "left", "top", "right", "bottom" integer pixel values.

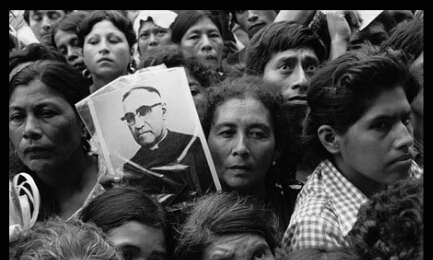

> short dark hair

[
  {"left": 245, "top": 21, "right": 328, "bottom": 75},
  {"left": 173, "top": 191, "right": 281, "bottom": 260},
  {"left": 77, "top": 10, "right": 136, "bottom": 49},
  {"left": 51, "top": 11, "right": 89, "bottom": 49},
  {"left": 9, "top": 59, "right": 89, "bottom": 111},
  {"left": 139, "top": 45, "right": 217, "bottom": 88},
  {"left": 302, "top": 44, "right": 420, "bottom": 166},
  {"left": 9, "top": 43, "right": 66, "bottom": 75},
  {"left": 80, "top": 186, "right": 170, "bottom": 254},
  {"left": 80, "top": 186, "right": 168, "bottom": 232},
  {"left": 122, "top": 85, "right": 161, "bottom": 102}
]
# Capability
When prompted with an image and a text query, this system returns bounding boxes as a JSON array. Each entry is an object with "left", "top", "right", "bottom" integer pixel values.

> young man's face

[
  {"left": 122, "top": 89, "right": 166, "bottom": 148},
  {"left": 334, "top": 86, "right": 414, "bottom": 189},
  {"left": 235, "top": 10, "right": 278, "bottom": 38},
  {"left": 263, "top": 47, "right": 319, "bottom": 105},
  {"left": 29, "top": 10, "right": 65, "bottom": 46}
]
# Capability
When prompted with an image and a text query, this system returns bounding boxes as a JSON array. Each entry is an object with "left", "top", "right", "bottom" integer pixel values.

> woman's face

[
  {"left": 106, "top": 221, "right": 167, "bottom": 260},
  {"left": 82, "top": 20, "right": 131, "bottom": 80},
  {"left": 334, "top": 86, "right": 414, "bottom": 189},
  {"left": 207, "top": 97, "right": 276, "bottom": 192},
  {"left": 180, "top": 17, "right": 224, "bottom": 71},
  {"left": 9, "top": 80, "right": 83, "bottom": 174},
  {"left": 203, "top": 233, "right": 276, "bottom": 260},
  {"left": 137, "top": 21, "right": 173, "bottom": 58}
]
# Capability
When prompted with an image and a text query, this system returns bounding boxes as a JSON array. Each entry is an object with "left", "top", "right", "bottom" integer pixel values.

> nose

[
  {"left": 289, "top": 66, "right": 308, "bottom": 93},
  {"left": 148, "top": 33, "right": 158, "bottom": 46},
  {"left": 231, "top": 134, "right": 249, "bottom": 157},
  {"left": 67, "top": 46, "right": 80, "bottom": 62},
  {"left": 42, "top": 16, "right": 52, "bottom": 31},
  {"left": 98, "top": 39, "right": 109, "bottom": 54},
  {"left": 200, "top": 35, "right": 212, "bottom": 52},
  {"left": 133, "top": 115, "right": 147, "bottom": 129},
  {"left": 247, "top": 10, "right": 259, "bottom": 23},
  {"left": 22, "top": 115, "right": 42, "bottom": 140},
  {"left": 393, "top": 122, "right": 414, "bottom": 151}
]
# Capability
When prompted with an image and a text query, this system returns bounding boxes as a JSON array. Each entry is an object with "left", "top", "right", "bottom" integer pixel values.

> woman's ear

[
  {"left": 81, "top": 123, "right": 89, "bottom": 140},
  {"left": 317, "top": 125, "right": 340, "bottom": 154}
]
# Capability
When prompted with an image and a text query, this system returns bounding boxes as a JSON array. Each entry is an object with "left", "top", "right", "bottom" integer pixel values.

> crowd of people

[{"left": 9, "top": 10, "right": 423, "bottom": 260}]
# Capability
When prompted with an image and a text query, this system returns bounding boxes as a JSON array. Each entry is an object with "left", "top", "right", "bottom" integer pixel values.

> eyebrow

[
  {"left": 365, "top": 109, "right": 412, "bottom": 122},
  {"left": 277, "top": 54, "right": 319, "bottom": 64}
]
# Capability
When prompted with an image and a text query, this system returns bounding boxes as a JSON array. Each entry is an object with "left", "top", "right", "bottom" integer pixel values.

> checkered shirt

[{"left": 281, "top": 159, "right": 423, "bottom": 252}]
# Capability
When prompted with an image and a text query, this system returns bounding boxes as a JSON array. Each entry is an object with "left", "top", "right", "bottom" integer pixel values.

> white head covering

[{"left": 133, "top": 10, "right": 178, "bottom": 37}]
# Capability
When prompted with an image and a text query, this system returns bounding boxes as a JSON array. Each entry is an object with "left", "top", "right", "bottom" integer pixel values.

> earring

[
  {"left": 82, "top": 68, "right": 92, "bottom": 79},
  {"left": 128, "top": 59, "right": 136, "bottom": 74}
]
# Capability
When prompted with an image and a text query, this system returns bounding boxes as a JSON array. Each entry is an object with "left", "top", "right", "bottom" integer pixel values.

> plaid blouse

[{"left": 281, "top": 159, "right": 423, "bottom": 252}]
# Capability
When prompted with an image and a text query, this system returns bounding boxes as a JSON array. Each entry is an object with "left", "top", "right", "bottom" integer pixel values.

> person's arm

[
  {"left": 274, "top": 10, "right": 317, "bottom": 25},
  {"left": 326, "top": 10, "right": 361, "bottom": 60}
]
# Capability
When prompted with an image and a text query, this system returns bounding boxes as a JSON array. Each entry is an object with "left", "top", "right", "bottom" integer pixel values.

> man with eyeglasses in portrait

[{"left": 120, "top": 86, "right": 214, "bottom": 210}]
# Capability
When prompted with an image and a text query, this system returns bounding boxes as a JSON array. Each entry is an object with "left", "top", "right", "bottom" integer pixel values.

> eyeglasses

[{"left": 121, "top": 103, "right": 161, "bottom": 125}]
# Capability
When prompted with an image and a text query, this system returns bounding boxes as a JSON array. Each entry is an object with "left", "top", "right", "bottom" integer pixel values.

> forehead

[
  {"left": 88, "top": 20, "right": 122, "bottom": 35},
  {"left": 360, "top": 86, "right": 410, "bottom": 120},
  {"left": 186, "top": 17, "right": 218, "bottom": 32},
  {"left": 213, "top": 97, "right": 272, "bottom": 124},
  {"left": 123, "top": 88, "right": 161, "bottom": 106},
  {"left": 31, "top": 10, "right": 64, "bottom": 16},
  {"left": 204, "top": 233, "right": 269, "bottom": 258},
  {"left": 140, "top": 20, "right": 165, "bottom": 31},
  {"left": 267, "top": 47, "right": 319, "bottom": 67},
  {"left": 10, "top": 79, "right": 67, "bottom": 105}
]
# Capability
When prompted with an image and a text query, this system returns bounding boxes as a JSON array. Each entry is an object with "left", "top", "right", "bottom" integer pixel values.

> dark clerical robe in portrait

[{"left": 122, "top": 129, "right": 215, "bottom": 209}]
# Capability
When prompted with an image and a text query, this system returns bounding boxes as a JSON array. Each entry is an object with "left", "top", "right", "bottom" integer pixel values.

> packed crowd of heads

[{"left": 9, "top": 10, "right": 423, "bottom": 260}]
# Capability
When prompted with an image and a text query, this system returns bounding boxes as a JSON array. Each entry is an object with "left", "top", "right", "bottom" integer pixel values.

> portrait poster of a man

[{"left": 76, "top": 66, "right": 221, "bottom": 210}]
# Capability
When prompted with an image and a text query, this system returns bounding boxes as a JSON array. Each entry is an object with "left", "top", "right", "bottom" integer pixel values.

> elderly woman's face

[
  {"left": 203, "top": 233, "right": 276, "bottom": 260},
  {"left": 207, "top": 97, "right": 276, "bottom": 192},
  {"left": 180, "top": 17, "right": 224, "bottom": 72},
  {"left": 9, "top": 80, "right": 83, "bottom": 174}
]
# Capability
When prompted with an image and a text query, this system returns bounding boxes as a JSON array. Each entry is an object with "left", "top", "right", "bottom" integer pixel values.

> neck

[
  {"left": 36, "top": 149, "right": 97, "bottom": 194},
  {"left": 91, "top": 70, "right": 127, "bottom": 92},
  {"left": 332, "top": 157, "right": 385, "bottom": 198},
  {"left": 226, "top": 182, "right": 266, "bottom": 201}
]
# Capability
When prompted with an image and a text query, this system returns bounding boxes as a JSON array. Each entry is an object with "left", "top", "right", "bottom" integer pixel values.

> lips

[
  {"left": 98, "top": 57, "right": 113, "bottom": 63},
  {"left": 228, "top": 165, "right": 253, "bottom": 172},
  {"left": 72, "top": 62, "right": 86, "bottom": 71},
  {"left": 23, "top": 146, "right": 47, "bottom": 154},
  {"left": 248, "top": 23, "right": 265, "bottom": 33},
  {"left": 203, "top": 54, "right": 217, "bottom": 61},
  {"left": 393, "top": 153, "right": 413, "bottom": 163},
  {"left": 288, "top": 95, "right": 307, "bottom": 101},
  {"left": 286, "top": 95, "right": 307, "bottom": 105}
]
